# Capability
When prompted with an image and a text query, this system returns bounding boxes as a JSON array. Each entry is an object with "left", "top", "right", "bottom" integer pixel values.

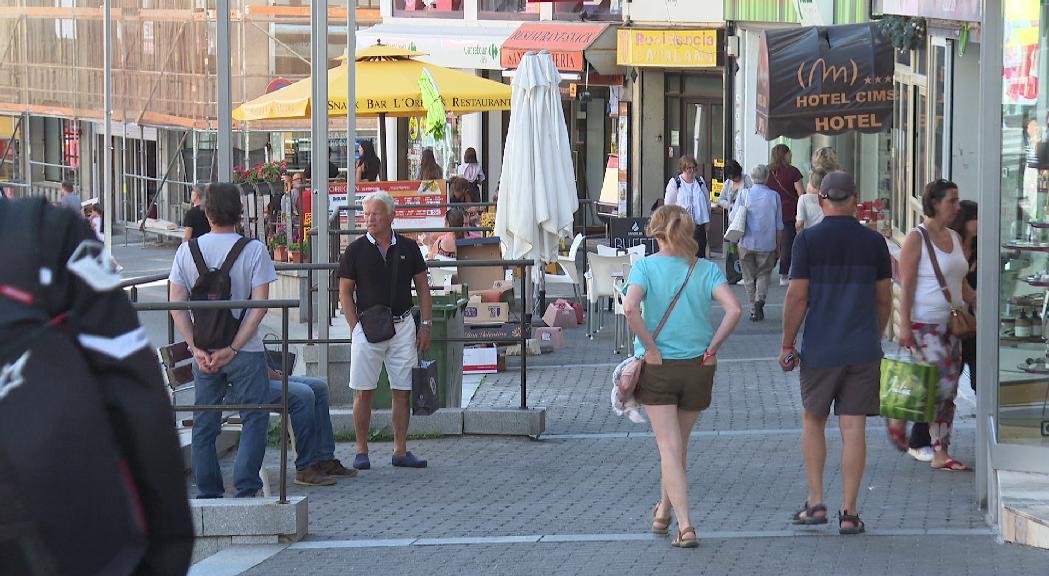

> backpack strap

[
  {"left": 219, "top": 237, "right": 252, "bottom": 275},
  {"left": 188, "top": 238, "right": 208, "bottom": 276}
]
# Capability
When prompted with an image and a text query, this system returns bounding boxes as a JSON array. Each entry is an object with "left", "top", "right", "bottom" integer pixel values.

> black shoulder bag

[{"left": 358, "top": 241, "right": 400, "bottom": 343}]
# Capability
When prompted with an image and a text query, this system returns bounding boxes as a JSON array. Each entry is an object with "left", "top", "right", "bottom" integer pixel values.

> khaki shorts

[
  {"left": 636, "top": 357, "right": 716, "bottom": 412},
  {"left": 799, "top": 361, "right": 880, "bottom": 417}
]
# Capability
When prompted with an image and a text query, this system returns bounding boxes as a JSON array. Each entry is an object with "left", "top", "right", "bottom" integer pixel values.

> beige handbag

[{"left": 918, "top": 226, "right": 976, "bottom": 339}]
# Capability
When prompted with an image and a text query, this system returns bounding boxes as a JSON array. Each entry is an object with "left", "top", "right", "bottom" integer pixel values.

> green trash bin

[{"left": 372, "top": 290, "right": 466, "bottom": 410}]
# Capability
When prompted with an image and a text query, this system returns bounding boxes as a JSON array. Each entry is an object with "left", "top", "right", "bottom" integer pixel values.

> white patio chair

[
  {"left": 584, "top": 253, "right": 632, "bottom": 338},
  {"left": 544, "top": 233, "right": 585, "bottom": 303}
]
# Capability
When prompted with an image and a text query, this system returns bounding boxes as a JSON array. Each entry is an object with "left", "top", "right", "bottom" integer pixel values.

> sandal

[
  {"left": 791, "top": 502, "right": 828, "bottom": 525},
  {"left": 651, "top": 501, "right": 671, "bottom": 535},
  {"left": 886, "top": 422, "right": 908, "bottom": 452},
  {"left": 931, "top": 458, "right": 970, "bottom": 471},
  {"left": 838, "top": 510, "right": 865, "bottom": 535},
  {"left": 671, "top": 526, "right": 699, "bottom": 548}
]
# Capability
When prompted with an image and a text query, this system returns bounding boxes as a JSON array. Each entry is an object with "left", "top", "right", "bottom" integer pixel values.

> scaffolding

[{"left": 0, "top": 1, "right": 380, "bottom": 225}]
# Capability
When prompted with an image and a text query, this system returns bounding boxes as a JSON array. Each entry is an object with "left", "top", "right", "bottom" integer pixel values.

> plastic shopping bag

[{"left": 879, "top": 349, "right": 938, "bottom": 423}]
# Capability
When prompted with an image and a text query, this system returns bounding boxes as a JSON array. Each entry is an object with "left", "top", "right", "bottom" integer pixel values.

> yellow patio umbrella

[{"left": 234, "top": 43, "right": 511, "bottom": 179}]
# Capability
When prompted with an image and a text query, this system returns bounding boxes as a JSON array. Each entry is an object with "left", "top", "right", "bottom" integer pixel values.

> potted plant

[
  {"left": 299, "top": 238, "right": 310, "bottom": 262},
  {"left": 273, "top": 226, "right": 288, "bottom": 261},
  {"left": 287, "top": 241, "right": 302, "bottom": 263}
]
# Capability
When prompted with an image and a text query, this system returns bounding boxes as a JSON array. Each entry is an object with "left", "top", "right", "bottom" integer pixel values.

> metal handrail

[{"left": 132, "top": 298, "right": 299, "bottom": 504}]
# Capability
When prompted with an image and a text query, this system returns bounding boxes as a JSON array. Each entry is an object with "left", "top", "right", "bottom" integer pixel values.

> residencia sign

[{"left": 756, "top": 23, "right": 894, "bottom": 140}]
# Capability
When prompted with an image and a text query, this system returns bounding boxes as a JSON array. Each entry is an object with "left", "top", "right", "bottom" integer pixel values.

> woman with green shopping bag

[{"left": 889, "top": 179, "right": 976, "bottom": 471}]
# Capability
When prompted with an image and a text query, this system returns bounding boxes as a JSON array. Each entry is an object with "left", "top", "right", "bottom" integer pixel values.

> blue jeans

[
  {"left": 268, "top": 375, "right": 335, "bottom": 470},
  {"left": 192, "top": 351, "right": 269, "bottom": 498}
]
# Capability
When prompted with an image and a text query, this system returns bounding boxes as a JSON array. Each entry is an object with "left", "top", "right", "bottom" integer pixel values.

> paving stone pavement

[{"left": 171, "top": 255, "right": 1047, "bottom": 574}]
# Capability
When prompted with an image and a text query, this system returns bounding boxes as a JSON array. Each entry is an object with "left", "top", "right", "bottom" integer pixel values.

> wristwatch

[{"left": 420, "top": 320, "right": 433, "bottom": 329}]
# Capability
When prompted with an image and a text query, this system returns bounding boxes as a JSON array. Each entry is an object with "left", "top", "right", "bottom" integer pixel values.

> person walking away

[
  {"left": 622, "top": 205, "right": 742, "bottom": 548},
  {"left": 906, "top": 199, "right": 979, "bottom": 462},
  {"left": 58, "top": 180, "right": 82, "bottom": 216},
  {"left": 430, "top": 208, "right": 466, "bottom": 258},
  {"left": 183, "top": 184, "right": 211, "bottom": 242},
  {"left": 810, "top": 146, "right": 840, "bottom": 173},
  {"left": 356, "top": 140, "right": 381, "bottom": 182},
  {"left": 888, "top": 179, "right": 975, "bottom": 470},
  {"left": 456, "top": 147, "right": 485, "bottom": 199},
  {"left": 0, "top": 197, "right": 193, "bottom": 575},
  {"left": 795, "top": 168, "right": 827, "bottom": 232},
  {"left": 338, "top": 191, "right": 433, "bottom": 470},
  {"left": 418, "top": 147, "right": 443, "bottom": 181},
  {"left": 767, "top": 145, "right": 805, "bottom": 286},
  {"left": 664, "top": 156, "right": 711, "bottom": 258},
  {"left": 738, "top": 165, "right": 783, "bottom": 321},
  {"left": 780, "top": 171, "right": 892, "bottom": 535},
  {"left": 169, "top": 182, "right": 278, "bottom": 497}
]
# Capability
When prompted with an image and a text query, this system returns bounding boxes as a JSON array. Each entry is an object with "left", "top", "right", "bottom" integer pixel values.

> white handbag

[{"left": 723, "top": 190, "right": 748, "bottom": 243}]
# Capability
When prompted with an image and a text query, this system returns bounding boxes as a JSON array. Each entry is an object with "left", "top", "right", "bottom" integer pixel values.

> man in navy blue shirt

[{"left": 779, "top": 171, "right": 892, "bottom": 536}]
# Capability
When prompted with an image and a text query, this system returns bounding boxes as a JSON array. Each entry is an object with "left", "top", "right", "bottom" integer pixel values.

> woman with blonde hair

[
  {"left": 811, "top": 146, "right": 840, "bottom": 172},
  {"left": 622, "top": 205, "right": 743, "bottom": 548}
]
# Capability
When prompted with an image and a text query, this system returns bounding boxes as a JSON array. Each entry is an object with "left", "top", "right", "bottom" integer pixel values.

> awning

[
  {"left": 756, "top": 23, "right": 894, "bottom": 140},
  {"left": 356, "top": 23, "right": 516, "bottom": 71},
  {"left": 500, "top": 23, "right": 619, "bottom": 75}
]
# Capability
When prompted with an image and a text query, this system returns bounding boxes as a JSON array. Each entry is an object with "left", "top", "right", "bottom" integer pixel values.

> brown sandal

[
  {"left": 651, "top": 501, "right": 671, "bottom": 535},
  {"left": 671, "top": 526, "right": 699, "bottom": 548}
]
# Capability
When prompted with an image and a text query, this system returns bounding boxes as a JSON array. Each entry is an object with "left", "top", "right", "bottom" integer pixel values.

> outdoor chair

[
  {"left": 584, "top": 253, "right": 631, "bottom": 338},
  {"left": 544, "top": 233, "right": 585, "bottom": 303}
]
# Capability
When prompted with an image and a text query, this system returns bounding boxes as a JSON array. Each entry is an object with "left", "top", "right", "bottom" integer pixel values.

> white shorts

[{"left": 350, "top": 314, "right": 418, "bottom": 392}]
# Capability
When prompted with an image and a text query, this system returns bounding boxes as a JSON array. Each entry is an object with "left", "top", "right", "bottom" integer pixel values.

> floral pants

[{"left": 913, "top": 322, "right": 962, "bottom": 452}]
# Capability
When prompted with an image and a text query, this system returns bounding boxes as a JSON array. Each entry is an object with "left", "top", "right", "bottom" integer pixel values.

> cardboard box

[
  {"left": 533, "top": 326, "right": 565, "bottom": 349},
  {"left": 464, "top": 345, "right": 498, "bottom": 375},
  {"left": 456, "top": 237, "right": 504, "bottom": 293},
  {"left": 542, "top": 303, "right": 578, "bottom": 328},
  {"left": 464, "top": 302, "right": 510, "bottom": 325},
  {"left": 469, "top": 280, "right": 514, "bottom": 304}
]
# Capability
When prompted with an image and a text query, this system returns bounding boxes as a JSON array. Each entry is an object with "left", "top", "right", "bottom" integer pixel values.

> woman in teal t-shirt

[{"left": 622, "top": 205, "right": 743, "bottom": 548}]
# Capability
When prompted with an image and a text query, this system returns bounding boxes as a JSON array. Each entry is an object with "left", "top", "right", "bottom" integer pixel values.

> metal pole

[
  {"left": 102, "top": 0, "right": 113, "bottom": 257},
  {"left": 280, "top": 307, "right": 289, "bottom": 504},
  {"left": 216, "top": 0, "right": 232, "bottom": 181},
  {"left": 313, "top": 0, "right": 331, "bottom": 380},
  {"left": 520, "top": 264, "right": 527, "bottom": 410}
]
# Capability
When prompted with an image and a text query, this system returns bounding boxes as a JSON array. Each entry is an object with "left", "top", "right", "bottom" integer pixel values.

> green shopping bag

[{"left": 879, "top": 349, "right": 938, "bottom": 423}]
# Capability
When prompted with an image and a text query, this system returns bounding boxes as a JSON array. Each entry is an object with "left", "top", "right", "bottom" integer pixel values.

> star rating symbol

[{"left": 865, "top": 76, "right": 872, "bottom": 85}]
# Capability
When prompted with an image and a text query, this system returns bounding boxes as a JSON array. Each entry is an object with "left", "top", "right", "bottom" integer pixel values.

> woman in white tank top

[{"left": 890, "top": 180, "right": 976, "bottom": 471}]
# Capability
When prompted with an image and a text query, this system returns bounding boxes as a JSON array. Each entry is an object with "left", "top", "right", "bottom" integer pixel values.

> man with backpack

[
  {"left": 0, "top": 197, "right": 192, "bottom": 574},
  {"left": 169, "top": 182, "right": 293, "bottom": 497}
]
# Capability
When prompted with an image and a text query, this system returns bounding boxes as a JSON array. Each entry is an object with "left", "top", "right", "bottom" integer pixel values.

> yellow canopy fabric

[{"left": 233, "top": 45, "right": 512, "bottom": 121}]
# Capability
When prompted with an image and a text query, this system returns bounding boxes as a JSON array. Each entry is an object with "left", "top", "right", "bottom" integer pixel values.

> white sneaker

[
  {"left": 779, "top": 276, "right": 789, "bottom": 287},
  {"left": 908, "top": 447, "right": 934, "bottom": 462}
]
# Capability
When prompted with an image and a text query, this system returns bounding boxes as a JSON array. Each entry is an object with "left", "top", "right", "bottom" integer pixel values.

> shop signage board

[
  {"left": 756, "top": 23, "right": 894, "bottom": 140},
  {"left": 356, "top": 26, "right": 511, "bottom": 70},
  {"left": 500, "top": 23, "right": 609, "bottom": 72},
  {"left": 616, "top": 29, "right": 719, "bottom": 68},
  {"left": 609, "top": 217, "right": 657, "bottom": 255},
  {"left": 322, "top": 180, "right": 445, "bottom": 228}
]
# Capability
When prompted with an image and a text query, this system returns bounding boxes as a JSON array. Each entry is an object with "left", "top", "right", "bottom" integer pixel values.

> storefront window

[
  {"left": 930, "top": 43, "right": 947, "bottom": 180},
  {"left": 552, "top": 0, "right": 622, "bottom": 21},
  {"left": 393, "top": 0, "right": 464, "bottom": 19},
  {"left": 478, "top": 0, "right": 539, "bottom": 20},
  {"left": 998, "top": 0, "right": 1049, "bottom": 448}
]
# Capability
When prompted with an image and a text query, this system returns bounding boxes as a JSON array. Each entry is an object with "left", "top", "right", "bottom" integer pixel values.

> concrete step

[{"left": 999, "top": 470, "right": 1049, "bottom": 550}]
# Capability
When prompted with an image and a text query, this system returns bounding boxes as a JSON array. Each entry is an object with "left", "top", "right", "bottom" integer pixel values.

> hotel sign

[
  {"left": 616, "top": 29, "right": 719, "bottom": 68},
  {"left": 757, "top": 23, "right": 894, "bottom": 140}
]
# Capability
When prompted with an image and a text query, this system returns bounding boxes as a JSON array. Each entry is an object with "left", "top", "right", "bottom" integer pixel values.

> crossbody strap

[
  {"left": 652, "top": 258, "right": 699, "bottom": 340},
  {"left": 917, "top": 226, "right": 954, "bottom": 305},
  {"left": 387, "top": 238, "right": 399, "bottom": 308}
]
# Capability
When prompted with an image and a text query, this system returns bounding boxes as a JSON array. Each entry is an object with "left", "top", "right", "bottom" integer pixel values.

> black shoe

[{"left": 753, "top": 301, "right": 765, "bottom": 321}]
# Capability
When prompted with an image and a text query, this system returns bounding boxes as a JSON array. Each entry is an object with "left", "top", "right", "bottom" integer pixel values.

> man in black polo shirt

[
  {"left": 181, "top": 184, "right": 211, "bottom": 241},
  {"left": 338, "top": 191, "right": 432, "bottom": 470}
]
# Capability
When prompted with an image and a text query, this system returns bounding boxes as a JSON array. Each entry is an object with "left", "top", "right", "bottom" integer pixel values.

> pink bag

[
  {"left": 555, "top": 298, "right": 584, "bottom": 325},
  {"left": 615, "top": 259, "right": 698, "bottom": 401}
]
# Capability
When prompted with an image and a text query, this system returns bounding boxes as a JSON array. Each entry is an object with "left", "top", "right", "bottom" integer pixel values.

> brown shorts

[
  {"left": 636, "top": 357, "right": 716, "bottom": 412},
  {"left": 799, "top": 361, "right": 880, "bottom": 417}
]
